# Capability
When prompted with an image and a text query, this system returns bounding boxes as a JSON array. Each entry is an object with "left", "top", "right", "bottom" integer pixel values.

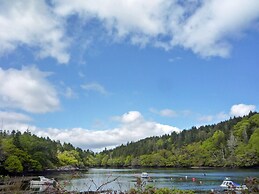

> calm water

[{"left": 52, "top": 168, "right": 259, "bottom": 193}]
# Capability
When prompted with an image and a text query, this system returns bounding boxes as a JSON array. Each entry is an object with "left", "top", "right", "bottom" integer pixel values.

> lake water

[{"left": 52, "top": 168, "right": 259, "bottom": 193}]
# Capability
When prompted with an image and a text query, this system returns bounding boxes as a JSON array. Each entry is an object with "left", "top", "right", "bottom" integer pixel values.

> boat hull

[
  {"left": 30, "top": 176, "right": 55, "bottom": 185},
  {"left": 30, "top": 180, "right": 54, "bottom": 185}
]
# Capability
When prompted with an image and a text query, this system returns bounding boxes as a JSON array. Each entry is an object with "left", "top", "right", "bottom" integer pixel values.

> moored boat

[
  {"left": 141, "top": 172, "right": 149, "bottom": 178},
  {"left": 220, "top": 177, "right": 248, "bottom": 191},
  {"left": 30, "top": 176, "right": 55, "bottom": 185}
]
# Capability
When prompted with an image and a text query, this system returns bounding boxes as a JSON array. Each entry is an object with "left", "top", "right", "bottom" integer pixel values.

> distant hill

[
  {"left": 1, "top": 112, "right": 258, "bottom": 174},
  {"left": 95, "top": 112, "right": 259, "bottom": 167},
  {"left": 0, "top": 130, "right": 94, "bottom": 174}
]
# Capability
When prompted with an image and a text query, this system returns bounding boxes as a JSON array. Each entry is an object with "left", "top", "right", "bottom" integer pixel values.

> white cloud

[
  {"left": 0, "top": 110, "right": 180, "bottom": 151},
  {"left": 64, "top": 87, "right": 77, "bottom": 99},
  {"left": 81, "top": 82, "right": 108, "bottom": 95},
  {"left": 160, "top": 109, "right": 177, "bottom": 117},
  {"left": 120, "top": 111, "right": 142, "bottom": 123},
  {"left": 0, "top": 111, "right": 31, "bottom": 123},
  {"left": 0, "top": 66, "right": 60, "bottom": 113},
  {"left": 197, "top": 111, "right": 230, "bottom": 125},
  {"left": 0, "top": 110, "right": 34, "bottom": 132},
  {"left": 53, "top": 0, "right": 168, "bottom": 37},
  {"left": 150, "top": 108, "right": 177, "bottom": 118},
  {"left": 171, "top": 0, "right": 259, "bottom": 57},
  {"left": 216, "top": 112, "right": 229, "bottom": 120},
  {"left": 198, "top": 112, "right": 229, "bottom": 123},
  {"left": 197, "top": 103, "right": 256, "bottom": 125},
  {"left": 52, "top": 0, "right": 259, "bottom": 57},
  {"left": 35, "top": 111, "right": 180, "bottom": 151},
  {"left": 1, "top": 0, "right": 258, "bottom": 60},
  {"left": 198, "top": 115, "right": 214, "bottom": 122},
  {"left": 230, "top": 104, "right": 256, "bottom": 117},
  {"left": 0, "top": 0, "right": 69, "bottom": 63}
]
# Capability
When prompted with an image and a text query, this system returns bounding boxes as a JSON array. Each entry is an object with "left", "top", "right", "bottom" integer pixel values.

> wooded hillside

[
  {"left": 0, "top": 112, "right": 258, "bottom": 174},
  {"left": 0, "top": 131, "right": 94, "bottom": 174},
  {"left": 96, "top": 112, "right": 259, "bottom": 167}
]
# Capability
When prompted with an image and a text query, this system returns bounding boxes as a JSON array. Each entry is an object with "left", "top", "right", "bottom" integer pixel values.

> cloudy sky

[{"left": 0, "top": 0, "right": 258, "bottom": 151}]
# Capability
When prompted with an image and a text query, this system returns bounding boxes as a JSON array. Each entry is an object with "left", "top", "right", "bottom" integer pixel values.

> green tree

[
  {"left": 234, "top": 119, "right": 251, "bottom": 142},
  {"left": 124, "top": 155, "right": 132, "bottom": 166},
  {"left": 201, "top": 130, "right": 225, "bottom": 166},
  {"left": 58, "top": 150, "right": 81, "bottom": 166},
  {"left": 28, "top": 159, "right": 42, "bottom": 171},
  {"left": 83, "top": 154, "right": 96, "bottom": 166},
  {"left": 101, "top": 155, "right": 109, "bottom": 166},
  {"left": 4, "top": 155, "right": 23, "bottom": 173},
  {"left": 13, "top": 131, "right": 22, "bottom": 149}
]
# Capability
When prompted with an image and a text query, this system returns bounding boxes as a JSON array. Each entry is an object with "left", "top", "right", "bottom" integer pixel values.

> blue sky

[{"left": 0, "top": 0, "right": 258, "bottom": 151}]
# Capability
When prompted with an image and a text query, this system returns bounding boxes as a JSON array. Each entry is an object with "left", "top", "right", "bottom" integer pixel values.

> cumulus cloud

[
  {"left": 150, "top": 108, "right": 178, "bottom": 118},
  {"left": 0, "top": 0, "right": 69, "bottom": 63},
  {"left": 1, "top": 0, "right": 258, "bottom": 60},
  {"left": 36, "top": 111, "right": 180, "bottom": 151},
  {"left": 0, "top": 110, "right": 180, "bottom": 151},
  {"left": 120, "top": 111, "right": 142, "bottom": 123},
  {"left": 0, "top": 111, "right": 31, "bottom": 123},
  {"left": 197, "top": 103, "right": 257, "bottom": 125},
  {"left": 198, "top": 112, "right": 229, "bottom": 123},
  {"left": 52, "top": 0, "right": 259, "bottom": 57},
  {"left": 0, "top": 111, "right": 34, "bottom": 132},
  {"left": 81, "top": 82, "right": 108, "bottom": 95},
  {"left": 230, "top": 104, "right": 256, "bottom": 117},
  {"left": 171, "top": 0, "right": 259, "bottom": 57},
  {"left": 53, "top": 0, "right": 168, "bottom": 37},
  {"left": 0, "top": 66, "right": 60, "bottom": 113}
]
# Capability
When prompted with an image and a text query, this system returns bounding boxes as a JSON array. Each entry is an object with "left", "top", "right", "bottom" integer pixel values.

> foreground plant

[
  {"left": 126, "top": 177, "right": 194, "bottom": 194},
  {"left": 127, "top": 187, "right": 194, "bottom": 194},
  {"left": 243, "top": 177, "right": 259, "bottom": 194}
]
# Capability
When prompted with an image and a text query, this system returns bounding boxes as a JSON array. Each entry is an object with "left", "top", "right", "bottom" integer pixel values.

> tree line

[
  {"left": 96, "top": 112, "right": 259, "bottom": 167},
  {"left": 0, "top": 112, "right": 258, "bottom": 174},
  {"left": 0, "top": 130, "right": 94, "bottom": 174}
]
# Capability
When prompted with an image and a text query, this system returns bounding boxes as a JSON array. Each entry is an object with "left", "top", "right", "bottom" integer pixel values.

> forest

[
  {"left": 0, "top": 112, "right": 258, "bottom": 174},
  {"left": 0, "top": 130, "right": 94, "bottom": 174},
  {"left": 97, "top": 112, "right": 259, "bottom": 167}
]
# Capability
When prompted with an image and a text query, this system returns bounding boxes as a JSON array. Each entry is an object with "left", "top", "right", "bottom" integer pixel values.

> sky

[{"left": 0, "top": 0, "right": 259, "bottom": 151}]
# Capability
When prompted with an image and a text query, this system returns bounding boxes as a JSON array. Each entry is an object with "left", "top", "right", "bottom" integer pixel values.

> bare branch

[{"left": 96, "top": 176, "right": 120, "bottom": 191}]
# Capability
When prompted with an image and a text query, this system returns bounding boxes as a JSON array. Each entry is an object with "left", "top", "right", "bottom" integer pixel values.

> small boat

[
  {"left": 220, "top": 177, "right": 248, "bottom": 191},
  {"left": 30, "top": 176, "right": 55, "bottom": 185},
  {"left": 141, "top": 172, "right": 149, "bottom": 178},
  {"left": 30, "top": 184, "right": 53, "bottom": 192}
]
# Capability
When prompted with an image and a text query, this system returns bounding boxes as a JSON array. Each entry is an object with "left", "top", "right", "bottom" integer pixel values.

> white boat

[
  {"left": 220, "top": 177, "right": 248, "bottom": 191},
  {"left": 141, "top": 172, "right": 149, "bottom": 178},
  {"left": 30, "top": 184, "right": 53, "bottom": 192},
  {"left": 30, "top": 176, "right": 55, "bottom": 185}
]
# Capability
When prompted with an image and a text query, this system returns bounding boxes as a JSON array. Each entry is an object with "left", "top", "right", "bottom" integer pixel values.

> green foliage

[
  {"left": 249, "top": 114, "right": 259, "bottom": 126},
  {"left": 57, "top": 150, "right": 81, "bottom": 166},
  {"left": 0, "top": 112, "right": 258, "bottom": 174},
  {"left": 4, "top": 156, "right": 23, "bottom": 173},
  {"left": 124, "top": 155, "right": 133, "bottom": 166},
  {"left": 97, "top": 112, "right": 259, "bottom": 168},
  {"left": 83, "top": 154, "right": 96, "bottom": 166},
  {"left": 128, "top": 178, "right": 194, "bottom": 194},
  {"left": 248, "top": 128, "right": 259, "bottom": 152},
  {"left": 0, "top": 130, "right": 94, "bottom": 174},
  {"left": 28, "top": 159, "right": 42, "bottom": 171}
]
